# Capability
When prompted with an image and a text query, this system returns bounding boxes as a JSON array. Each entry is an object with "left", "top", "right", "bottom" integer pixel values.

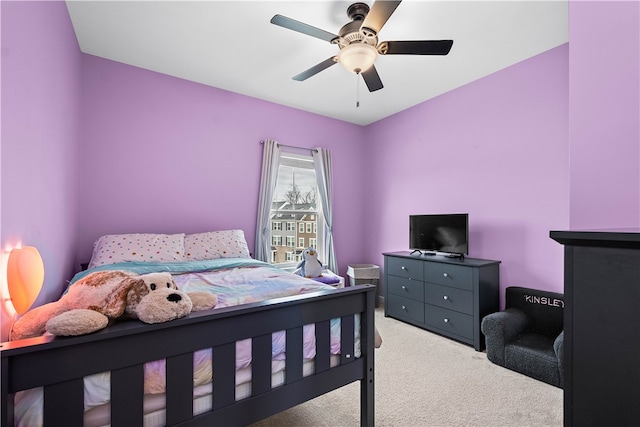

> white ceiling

[{"left": 65, "top": 0, "right": 568, "bottom": 126}]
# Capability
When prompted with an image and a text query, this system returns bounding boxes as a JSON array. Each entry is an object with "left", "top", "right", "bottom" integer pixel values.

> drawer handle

[
  {"left": 443, "top": 295, "right": 449, "bottom": 301},
  {"left": 443, "top": 318, "right": 449, "bottom": 323},
  {"left": 401, "top": 285, "right": 407, "bottom": 291},
  {"left": 402, "top": 305, "right": 407, "bottom": 310},
  {"left": 401, "top": 266, "right": 406, "bottom": 270},
  {"left": 443, "top": 273, "right": 449, "bottom": 278}
]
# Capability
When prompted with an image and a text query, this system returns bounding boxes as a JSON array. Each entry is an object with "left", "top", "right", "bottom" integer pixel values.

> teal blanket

[{"left": 70, "top": 257, "right": 270, "bottom": 284}]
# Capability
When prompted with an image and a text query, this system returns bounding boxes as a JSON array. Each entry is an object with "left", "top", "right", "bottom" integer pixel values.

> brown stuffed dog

[{"left": 11, "top": 271, "right": 218, "bottom": 340}]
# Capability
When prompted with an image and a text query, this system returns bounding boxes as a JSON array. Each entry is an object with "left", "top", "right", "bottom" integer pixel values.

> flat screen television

[{"left": 409, "top": 214, "right": 469, "bottom": 258}]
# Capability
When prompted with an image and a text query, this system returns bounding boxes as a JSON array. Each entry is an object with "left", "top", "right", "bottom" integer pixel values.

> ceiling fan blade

[
  {"left": 293, "top": 57, "right": 338, "bottom": 81},
  {"left": 380, "top": 40, "right": 454, "bottom": 55},
  {"left": 361, "top": 65, "right": 384, "bottom": 92},
  {"left": 361, "top": 1, "right": 402, "bottom": 35},
  {"left": 271, "top": 14, "right": 338, "bottom": 43}
]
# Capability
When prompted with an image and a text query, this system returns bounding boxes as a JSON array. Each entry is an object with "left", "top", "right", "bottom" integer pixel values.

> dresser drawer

[
  {"left": 387, "top": 275, "right": 424, "bottom": 302},
  {"left": 424, "top": 305, "right": 473, "bottom": 340},
  {"left": 387, "top": 294, "right": 424, "bottom": 324},
  {"left": 425, "top": 283, "right": 473, "bottom": 314},
  {"left": 386, "top": 257, "right": 423, "bottom": 280},
  {"left": 424, "top": 262, "right": 473, "bottom": 290}
]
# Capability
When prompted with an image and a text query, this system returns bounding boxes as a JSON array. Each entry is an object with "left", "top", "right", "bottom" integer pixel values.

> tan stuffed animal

[{"left": 11, "top": 271, "right": 218, "bottom": 340}]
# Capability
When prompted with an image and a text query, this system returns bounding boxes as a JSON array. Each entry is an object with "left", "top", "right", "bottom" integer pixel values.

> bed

[{"left": 1, "top": 231, "right": 376, "bottom": 426}]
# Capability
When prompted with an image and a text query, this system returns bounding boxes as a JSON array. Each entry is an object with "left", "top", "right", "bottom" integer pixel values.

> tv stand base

[{"left": 410, "top": 250, "right": 436, "bottom": 256}]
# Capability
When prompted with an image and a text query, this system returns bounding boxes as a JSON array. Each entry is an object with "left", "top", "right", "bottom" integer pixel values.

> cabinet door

[
  {"left": 569, "top": 246, "right": 640, "bottom": 426},
  {"left": 386, "top": 257, "right": 424, "bottom": 281},
  {"left": 424, "top": 305, "right": 473, "bottom": 340},
  {"left": 425, "top": 283, "right": 473, "bottom": 315},
  {"left": 424, "top": 263, "right": 473, "bottom": 291},
  {"left": 387, "top": 294, "right": 424, "bottom": 324},
  {"left": 387, "top": 275, "right": 424, "bottom": 302}
]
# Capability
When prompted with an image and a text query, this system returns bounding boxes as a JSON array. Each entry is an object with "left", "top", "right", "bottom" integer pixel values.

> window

[
  {"left": 268, "top": 152, "right": 323, "bottom": 267},
  {"left": 257, "top": 141, "right": 335, "bottom": 273},
  {"left": 309, "top": 238, "right": 317, "bottom": 249}
]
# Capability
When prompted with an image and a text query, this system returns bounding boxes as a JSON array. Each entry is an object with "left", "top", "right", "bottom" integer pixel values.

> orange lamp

[{"left": 7, "top": 246, "right": 44, "bottom": 315}]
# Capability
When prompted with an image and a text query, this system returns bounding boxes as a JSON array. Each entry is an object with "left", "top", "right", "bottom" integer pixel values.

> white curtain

[
  {"left": 255, "top": 139, "right": 281, "bottom": 262},
  {"left": 313, "top": 147, "right": 338, "bottom": 274}
]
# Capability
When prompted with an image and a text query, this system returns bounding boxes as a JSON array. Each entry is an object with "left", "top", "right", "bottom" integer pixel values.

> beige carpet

[{"left": 252, "top": 307, "right": 562, "bottom": 427}]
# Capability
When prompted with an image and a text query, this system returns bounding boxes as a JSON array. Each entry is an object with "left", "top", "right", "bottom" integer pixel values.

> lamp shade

[
  {"left": 337, "top": 43, "right": 378, "bottom": 74},
  {"left": 7, "top": 246, "right": 44, "bottom": 315}
]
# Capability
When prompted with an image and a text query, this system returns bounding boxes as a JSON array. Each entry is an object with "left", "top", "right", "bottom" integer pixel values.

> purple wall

[
  {"left": 569, "top": 1, "right": 640, "bottom": 228},
  {"left": 363, "top": 45, "right": 570, "bottom": 298},
  {"left": 78, "top": 55, "right": 367, "bottom": 275},
  {"left": 1, "top": 1, "right": 638, "bottom": 341},
  {"left": 1, "top": 1, "right": 81, "bottom": 338}
]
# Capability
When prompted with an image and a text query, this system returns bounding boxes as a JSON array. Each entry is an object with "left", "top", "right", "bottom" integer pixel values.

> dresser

[
  {"left": 383, "top": 251, "right": 500, "bottom": 351},
  {"left": 551, "top": 229, "right": 640, "bottom": 426}
]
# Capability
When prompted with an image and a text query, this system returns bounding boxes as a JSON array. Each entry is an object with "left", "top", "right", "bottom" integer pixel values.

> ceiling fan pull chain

[{"left": 356, "top": 72, "right": 360, "bottom": 108}]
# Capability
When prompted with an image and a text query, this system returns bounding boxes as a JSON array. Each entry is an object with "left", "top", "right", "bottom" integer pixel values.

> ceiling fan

[{"left": 270, "top": 1, "right": 454, "bottom": 92}]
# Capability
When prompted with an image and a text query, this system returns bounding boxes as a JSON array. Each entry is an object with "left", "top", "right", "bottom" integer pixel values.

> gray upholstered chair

[{"left": 481, "top": 286, "right": 564, "bottom": 388}]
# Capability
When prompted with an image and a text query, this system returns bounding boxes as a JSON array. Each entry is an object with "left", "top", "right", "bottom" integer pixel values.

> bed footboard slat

[
  {"left": 341, "top": 314, "right": 355, "bottom": 364},
  {"left": 252, "top": 334, "right": 273, "bottom": 395},
  {"left": 315, "top": 320, "right": 331, "bottom": 373},
  {"left": 285, "top": 326, "right": 303, "bottom": 384},
  {"left": 43, "top": 378, "right": 83, "bottom": 426},
  {"left": 111, "top": 364, "right": 144, "bottom": 426},
  {"left": 166, "top": 352, "right": 195, "bottom": 425},
  {"left": 213, "top": 342, "right": 236, "bottom": 410}
]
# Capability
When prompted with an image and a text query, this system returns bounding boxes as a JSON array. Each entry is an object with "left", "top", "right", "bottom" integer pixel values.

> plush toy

[
  {"left": 294, "top": 247, "right": 324, "bottom": 278},
  {"left": 11, "top": 271, "right": 218, "bottom": 340}
]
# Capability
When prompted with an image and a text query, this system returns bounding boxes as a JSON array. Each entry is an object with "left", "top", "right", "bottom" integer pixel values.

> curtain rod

[{"left": 260, "top": 140, "right": 318, "bottom": 153}]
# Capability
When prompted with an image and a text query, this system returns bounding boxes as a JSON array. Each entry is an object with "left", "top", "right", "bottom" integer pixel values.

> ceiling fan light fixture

[{"left": 337, "top": 43, "right": 378, "bottom": 74}]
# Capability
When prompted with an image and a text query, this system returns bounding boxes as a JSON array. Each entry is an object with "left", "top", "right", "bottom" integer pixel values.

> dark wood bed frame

[{"left": 1, "top": 284, "right": 376, "bottom": 427}]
